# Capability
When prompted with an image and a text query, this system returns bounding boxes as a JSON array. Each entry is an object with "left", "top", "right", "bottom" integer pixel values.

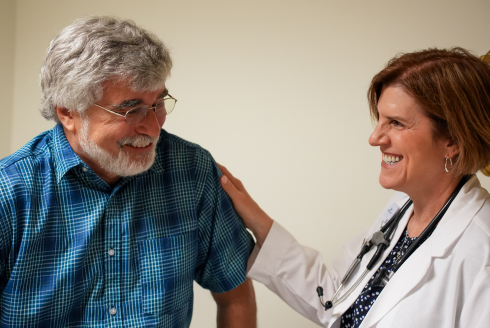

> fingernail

[{"left": 222, "top": 175, "right": 228, "bottom": 184}]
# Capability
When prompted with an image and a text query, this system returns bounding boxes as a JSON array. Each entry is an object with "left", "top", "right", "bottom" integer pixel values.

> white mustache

[{"left": 117, "top": 134, "right": 159, "bottom": 148}]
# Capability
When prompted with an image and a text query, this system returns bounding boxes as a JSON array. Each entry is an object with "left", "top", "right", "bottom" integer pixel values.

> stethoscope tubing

[
  {"left": 318, "top": 200, "right": 412, "bottom": 309},
  {"left": 392, "top": 175, "right": 470, "bottom": 273},
  {"left": 318, "top": 175, "right": 471, "bottom": 310}
]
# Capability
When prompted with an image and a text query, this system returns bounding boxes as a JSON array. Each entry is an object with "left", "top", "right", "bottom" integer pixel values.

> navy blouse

[{"left": 340, "top": 228, "right": 417, "bottom": 328}]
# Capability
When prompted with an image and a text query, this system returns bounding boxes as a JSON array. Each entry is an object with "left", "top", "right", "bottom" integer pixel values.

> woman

[{"left": 219, "top": 48, "right": 490, "bottom": 328}]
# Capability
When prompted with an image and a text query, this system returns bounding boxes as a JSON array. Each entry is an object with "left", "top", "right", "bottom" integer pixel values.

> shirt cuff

[{"left": 246, "top": 221, "right": 297, "bottom": 284}]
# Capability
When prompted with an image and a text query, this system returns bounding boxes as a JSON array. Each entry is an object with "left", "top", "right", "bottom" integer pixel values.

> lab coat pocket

[{"left": 138, "top": 229, "right": 198, "bottom": 314}]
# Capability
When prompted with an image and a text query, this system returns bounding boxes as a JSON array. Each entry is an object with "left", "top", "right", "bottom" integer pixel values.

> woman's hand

[{"left": 218, "top": 164, "right": 273, "bottom": 247}]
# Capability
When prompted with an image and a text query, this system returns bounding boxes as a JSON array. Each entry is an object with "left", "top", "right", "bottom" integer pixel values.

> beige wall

[
  {"left": 4, "top": 0, "right": 490, "bottom": 327},
  {"left": 0, "top": 0, "right": 15, "bottom": 158}
]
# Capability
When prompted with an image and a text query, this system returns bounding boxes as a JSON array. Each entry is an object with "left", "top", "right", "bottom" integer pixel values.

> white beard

[{"left": 78, "top": 118, "right": 159, "bottom": 177}]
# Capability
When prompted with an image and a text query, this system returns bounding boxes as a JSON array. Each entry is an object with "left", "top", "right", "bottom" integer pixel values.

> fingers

[
  {"left": 219, "top": 169, "right": 242, "bottom": 203},
  {"left": 217, "top": 164, "right": 247, "bottom": 194},
  {"left": 217, "top": 163, "right": 232, "bottom": 178}
]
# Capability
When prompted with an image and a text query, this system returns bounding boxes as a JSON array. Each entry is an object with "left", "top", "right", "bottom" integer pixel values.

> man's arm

[{"left": 212, "top": 278, "right": 257, "bottom": 328}]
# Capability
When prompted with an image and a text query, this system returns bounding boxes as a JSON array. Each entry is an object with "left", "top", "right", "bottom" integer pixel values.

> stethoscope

[{"left": 316, "top": 175, "right": 471, "bottom": 311}]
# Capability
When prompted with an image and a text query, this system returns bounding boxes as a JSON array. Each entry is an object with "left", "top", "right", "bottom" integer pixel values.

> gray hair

[{"left": 40, "top": 16, "right": 172, "bottom": 122}]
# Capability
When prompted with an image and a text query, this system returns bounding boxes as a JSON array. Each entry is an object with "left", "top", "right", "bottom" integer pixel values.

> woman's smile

[{"left": 382, "top": 153, "right": 403, "bottom": 165}]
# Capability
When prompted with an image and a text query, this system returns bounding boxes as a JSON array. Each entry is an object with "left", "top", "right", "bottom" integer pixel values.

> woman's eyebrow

[{"left": 385, "top": 115, "right": 407, "bottom": 122}]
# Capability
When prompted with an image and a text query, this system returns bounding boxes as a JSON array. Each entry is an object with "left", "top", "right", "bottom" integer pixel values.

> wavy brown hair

[{"left": 368, "top": 48, "right": 490, "bottom": 177}]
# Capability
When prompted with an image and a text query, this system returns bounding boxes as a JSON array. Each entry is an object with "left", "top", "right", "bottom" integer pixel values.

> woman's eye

[{"left": 391, "top": 120, "right": 404, "bottom": 127}]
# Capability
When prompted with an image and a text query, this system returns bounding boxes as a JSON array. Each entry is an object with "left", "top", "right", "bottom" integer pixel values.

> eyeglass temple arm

[{"left": 94, "top": 104, "right": 126, "bottom": 118}]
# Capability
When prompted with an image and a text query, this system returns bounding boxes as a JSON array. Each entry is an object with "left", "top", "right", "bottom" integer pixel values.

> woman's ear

[
  {"left": 56, "top": 107, "right": 76, "bottom": 132},
  {"left": 446, "top": 139, "right": 460, "bottom": 159}
]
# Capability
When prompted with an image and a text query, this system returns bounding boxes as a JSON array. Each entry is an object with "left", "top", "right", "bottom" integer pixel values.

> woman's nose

[{"left": 369, "top": 123, "right": 388, "bottom": 147}]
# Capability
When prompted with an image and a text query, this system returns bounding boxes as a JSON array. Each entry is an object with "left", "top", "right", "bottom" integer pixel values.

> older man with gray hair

[{"left": 0, "top": 16, "right": 256, "bottom": 327}]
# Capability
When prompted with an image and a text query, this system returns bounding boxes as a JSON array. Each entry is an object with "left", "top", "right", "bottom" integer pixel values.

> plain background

[{"left": 1, "top": 0, "right": 490, "bottom": 327}]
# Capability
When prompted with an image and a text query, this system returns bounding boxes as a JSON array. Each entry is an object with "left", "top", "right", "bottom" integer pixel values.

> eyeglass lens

[{"left": 125, "top": 98, "right": 176, "bottom": 125}]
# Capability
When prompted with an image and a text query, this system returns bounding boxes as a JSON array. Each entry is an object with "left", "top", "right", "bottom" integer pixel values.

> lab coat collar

[
  {"left": 389, "top": 175, "right": 484, "bottom": 259},
  {"left": 360, "top": 175, "right": 485, "bottom": 328}
]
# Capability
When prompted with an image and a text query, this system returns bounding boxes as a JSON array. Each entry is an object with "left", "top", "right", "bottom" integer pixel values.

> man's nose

[{"left": 136, "top": 107, "right": 163, "bottom": 138}]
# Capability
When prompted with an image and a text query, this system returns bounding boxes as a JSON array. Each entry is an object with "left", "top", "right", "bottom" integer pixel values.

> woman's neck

[{"left": 406, "top": 175, "right": 462, "bottom": 237}]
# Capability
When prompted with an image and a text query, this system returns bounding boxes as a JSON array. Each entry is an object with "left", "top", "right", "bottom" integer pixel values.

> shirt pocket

[{"left": 137, "top": 229, "right": 198, "bottom": 314}]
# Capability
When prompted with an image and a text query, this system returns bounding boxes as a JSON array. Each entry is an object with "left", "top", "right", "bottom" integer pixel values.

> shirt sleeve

[
  {"left": 193, "top": 149, "right": 255, "bottom": 293},
  {"left": 0, "top": 166, "right": 16, "bottom": 290}
]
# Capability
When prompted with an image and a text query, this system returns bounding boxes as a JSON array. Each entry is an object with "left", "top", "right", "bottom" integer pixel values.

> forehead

[{"left": 377, "top": 85, "right": 423, "bottom": 119}]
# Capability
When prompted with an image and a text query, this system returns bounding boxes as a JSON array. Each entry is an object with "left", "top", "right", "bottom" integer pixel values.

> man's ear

[{"left": 56, "top": 107, "right": 76, "bottom": 132}]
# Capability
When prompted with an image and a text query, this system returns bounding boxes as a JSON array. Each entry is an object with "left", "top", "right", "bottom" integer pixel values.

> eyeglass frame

[{"left": 93, "top": 94, "right": 177, "bottom": 125}]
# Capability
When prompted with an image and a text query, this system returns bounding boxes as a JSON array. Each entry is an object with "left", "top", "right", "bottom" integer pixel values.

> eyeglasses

[{"left": 94, "top": 94, "right": 177, "bottom": 125}]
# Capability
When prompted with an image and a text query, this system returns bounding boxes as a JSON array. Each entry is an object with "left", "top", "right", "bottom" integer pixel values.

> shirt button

[
  {"left": 82, "top": 167, "right": 88, "bottom": 172},
  {"left": 108, "top": 249, "right": 115, "bottom": 256},
  {"left": 110, "top": 307, "right": 117, "bottom": 315}
]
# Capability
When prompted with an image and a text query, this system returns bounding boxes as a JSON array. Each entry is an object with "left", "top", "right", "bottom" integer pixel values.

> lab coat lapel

[
  {"left": 361, "top": 175, "right": 484, "bottom": 328},
  {"left": 328, "top": 198, "right": 413, "bottom": 327},
  {"left": 360, "top": 235, "right": 432, "bottom": 328}
]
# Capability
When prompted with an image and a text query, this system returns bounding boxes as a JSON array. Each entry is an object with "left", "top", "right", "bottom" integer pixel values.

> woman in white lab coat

[{"left": 219, "top": 48, "right": 490, "bottom": 328}]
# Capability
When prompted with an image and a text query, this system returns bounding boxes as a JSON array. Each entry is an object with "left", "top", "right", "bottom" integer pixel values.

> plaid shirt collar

[
  {"left": 52, "top": 124, "right": 85, "bottom": 184},
  {"left": 51, "top": 123, "right": 165, "bottom": 185}
]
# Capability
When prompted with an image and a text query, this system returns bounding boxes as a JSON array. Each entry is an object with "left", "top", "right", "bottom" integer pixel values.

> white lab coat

[{"left": 247, "top": 175, "right": 490, "bottom": 328}]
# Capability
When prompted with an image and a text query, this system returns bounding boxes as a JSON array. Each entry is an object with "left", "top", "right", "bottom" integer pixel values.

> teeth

[
  {"left": 382, "top": 153, "right": 403, "bottom": 165},
  {"left": 130, "top": 141, "right": 151, "bottom": 148}
]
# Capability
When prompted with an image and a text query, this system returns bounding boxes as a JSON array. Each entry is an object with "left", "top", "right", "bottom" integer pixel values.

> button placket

[{"left": 104, "top": 193, "right": 123, "bottom": 325}]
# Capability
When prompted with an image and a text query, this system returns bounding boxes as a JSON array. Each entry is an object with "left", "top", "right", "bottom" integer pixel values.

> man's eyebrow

[
  {"left": 158, "top": 89, "right": 169, "bottom": 99},
  {"left": 111, "top": 89, "right": 169, "bottom": 110},
  {"left": 111, "top": 99, "right": 142, "bottom": 110}
]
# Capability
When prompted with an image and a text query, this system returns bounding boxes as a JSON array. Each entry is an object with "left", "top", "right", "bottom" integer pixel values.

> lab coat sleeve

[
  {"left": 459, "top": 266, "right": 490, "bottom": 327},
  {"left": 247, "top": 221, "right": 367, "bottom": 327}
]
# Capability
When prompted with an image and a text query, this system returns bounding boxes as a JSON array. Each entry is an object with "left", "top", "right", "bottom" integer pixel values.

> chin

[{"left": 378, "top": 174, "right": 402, "bottom": 191}]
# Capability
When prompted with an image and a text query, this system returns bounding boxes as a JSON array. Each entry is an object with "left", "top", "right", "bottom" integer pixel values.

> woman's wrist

[{"left": 251, "top": 214, "right": 273, "bottom": 247}]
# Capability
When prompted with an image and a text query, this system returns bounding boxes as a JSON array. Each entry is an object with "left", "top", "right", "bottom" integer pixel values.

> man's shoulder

[
  {"left": 160, "top": 130, "right": 207, "bottom": 152},
  {"left": 153, "top": 130, "right": 221, "bottom": 192},
  {"left": 0, "top": 129, "right": 54, "bottom": 214},
  {"left": 0, "top": 130, "right": 53, "bottom": 180},
  {"left": 157, "top": 129, "right": 213, "bottom": 163}
]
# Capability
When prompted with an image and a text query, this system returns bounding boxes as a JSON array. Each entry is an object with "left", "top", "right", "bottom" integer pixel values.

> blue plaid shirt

[{"left": 0, "top": 124, "right": 254, "bottom": 327}]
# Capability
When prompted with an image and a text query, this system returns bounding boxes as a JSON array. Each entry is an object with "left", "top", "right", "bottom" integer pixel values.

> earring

[{"left": 445, "top": 156, "right": 453, "bottom": 173}]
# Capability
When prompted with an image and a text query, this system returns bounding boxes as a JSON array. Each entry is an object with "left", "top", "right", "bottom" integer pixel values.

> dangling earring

[{"left": 445, "top": 156, "right": 453, "bottom": 173}]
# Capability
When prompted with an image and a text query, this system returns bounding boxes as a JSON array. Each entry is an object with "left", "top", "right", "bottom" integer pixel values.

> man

[{"left": 0, "top": 16, "right": 256, "bottom": 327}]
